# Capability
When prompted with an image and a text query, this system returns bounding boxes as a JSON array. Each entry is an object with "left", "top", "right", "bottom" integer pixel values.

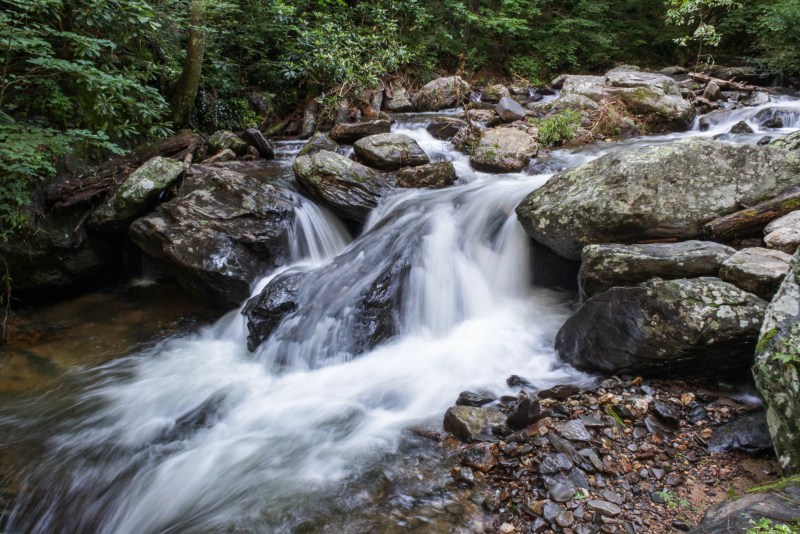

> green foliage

[
  {"left": 746, "top": 517, "right": 800, "bottom": 534},
  {"left": 505, "top": 56, "right": 544, "bottom": 85},
  {"left": 534, "top": 110, "right": 582, "bottom": 146}
]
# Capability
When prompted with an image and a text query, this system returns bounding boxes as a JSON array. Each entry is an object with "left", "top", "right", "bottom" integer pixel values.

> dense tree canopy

[{"left": 1, "top": 0, "right": 799, "bottom": 237}]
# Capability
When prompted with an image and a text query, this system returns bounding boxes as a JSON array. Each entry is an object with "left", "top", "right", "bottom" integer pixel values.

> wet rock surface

[
  {"left": 439, "top": 377, "right": 783, "bottom": 534},
  {"left": 708, "top": 410, "right": 773, "bottom": 455},
  {"left": 354, "top": 133, "right": 430, "bottom": 170},
  {"left": 556, "top": 278, "right": 767, "bottom": 378},
  {"left": 329, "top": 119, "right": 392, "bottom": 144},
  {"left": 579, "top": 241, "right": 736, "bottom": 299},
  {"left": 395, "top": 162, "right": 457, "bottom": 189},
  {"left": 470, "top": 127, "right": 539, "bottom": 173},
  {"left": 425, "top": 117, "right": 467, "bottom": 140}
]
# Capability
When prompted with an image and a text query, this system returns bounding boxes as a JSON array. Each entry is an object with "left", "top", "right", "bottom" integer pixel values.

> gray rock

[
  {"left": 329, "top": 120, "right": 392, "bottom": 144},
  {"left": 753, "top": 248, "right": 800, "bottom": 473},
  {"left": 516, "top": 139, "right": 800, "bottom": 260},
  {"left": 554, "top": 511, "right": 574, "bottom": 528},
  {"left": 764, "top": 210, "right": 800, "bottom": 254},
  {"left": 729, "top": 120, "right": 754, "bottom": 134},
  {"left": 481, "top": 84, "right": 510, "bottom": 103},
  {"left": 560, "top": 75, "right": 606, "bottom": 103},
  {"left": 443, "top": 406, "right": 506, "bottom": 442},
  {"left": 604, "top": 69, "right": 695, "bottom": 130},
  {"left": 690, "top": 484, "right": 800, "bottom": 533},
  {"left": 384, "top": 81, "right": 413, "bottom": 112},
  {"left": 91, "top": 156, "right": 184, "bottom": 231},
  {"left": 547, "top": 94, "right": 600, "bottom": 112},
  {"left": 703, "top": 81, "right": 722, "bottom": 101},
  {"left": 507, "top": 394, "right": 541, "bottom": 430},
  {"left": 241, "top": 128, "right": 275, "bottom": 159},
  {"left": 548, "top": 481, "right": 576, "bottom": 503},
  {"left": 556, "top": 278, "right": 767, "bottom": 378},
  {"left": 298, "top": 132, "right": 339, "bottom": 157},
  {"left": 203, "top": 148, "right": 236, "bottom": 164},
  {"left": 426, "top": 117, "right": 467, "bottom": 140},
  {"left": 587, "top": 499, "right": 622, "bottom": 517},
  {"left": 496, "top": 97, "right": 526, "bottom": 123},
  {"left": 207, "top": 130, "right": 248, "bottom": 156},
  {"left": 708, "top": 409, "right": 773, "bottom": 455},
  {"left": 579, "top": 241, "right": 736, "bottom": 299},
  {"left": 772, "top": 130, "right": 800, "bottom": 151},
  {"left": 456, "top": 391, "right": 496, "bottom": 407},
  {"left": 543, "top": 501, "right": 562, "bottom": 522},
  {"left": 539, "top": 453, "right": 574, "bottom": 474},
  {"left": 292, "top": 150, "right": 392, "bottom": 223},
  {"left": 414, "top": 76, "right": 471, "bottom": 111},
  {"left": 354, "top": 133, "right": 429, "bottom": 171},
  {"left": 471, "top": 127, "right": 538, "bottom": 173},
  {"left": 395, "top": 162, "right": 457, "bottom": 189},
  {"left": 554, "top": 419, "right": 593, "bottom": 442},
  {"left": 129, "top": 165, "right": 295, "bottom": 307},
  {"left": 719, "top": 247, "right": 792, "bottom": 299}
]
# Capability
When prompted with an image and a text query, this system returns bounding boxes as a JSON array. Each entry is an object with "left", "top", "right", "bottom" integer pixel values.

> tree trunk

[
  {"left": 300, "top": 86, "right": 320, "bottom": 139},
  {"left": 704, "top": 189, "right": 800, "bottom": 241},
  {"left": 172, "top": 0, "right": 205, "bottom": 126}
]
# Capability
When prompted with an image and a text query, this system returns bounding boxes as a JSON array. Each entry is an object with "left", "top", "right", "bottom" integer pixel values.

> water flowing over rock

[
  {"left": 129, "top": 165, "right": 296, "bottom": 307},
  {"left": 395, "top": 162, "right": 457, "bottom": 189},
  {"left": 329, "top": 119, "right": 392, "bottom": 144},
  {"left": 91, "top": 156, "right": 184, "bottom": 231},
  {"left": 753, "top": 248, "right": 800, "bottom": 473},
  {"left": 516, "top": 139, "right": 800, "bottom": 260},
  {"left": 470, "top": 127, "right": 539, "bottom": 172},
  {"left": 556, "top": 278, "right": 767, "bottom": 378},
  {"left": 353, "top": 133, "right": 430, "bottom": 170},
  {"left": 719, "top": 247, "right": 792, "bottom": 300},
  {"left": 425, "top": 117, "right": 467, "bottom": 140},
  {"left": 292, "top": 150, "right": 392, "bottom": 223},
  {"left": 414, "top": 76, "right": 470, "bottom": 111},
  {"left": 579, "top": 241, "right": 736, "bottom": 299}
]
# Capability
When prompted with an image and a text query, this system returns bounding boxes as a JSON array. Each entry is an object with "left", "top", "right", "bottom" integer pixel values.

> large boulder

[
  {"left": 207, "top": 130, "right": 248, "bottom": 156},
  {"left": 470, "top": 127, "right": 539, "bottom": 173},
  {"left": 243, "top": 213, "right": 424, "bottom": 356},
  {"left": 604, "top": 69, "right": 695, "bottom": 130},
  {"left": 764, "top": 210, "right": 800, "bottom": 254},
  {"left": 426, "top": 117, "right": 467, "bottom": 140},
  {"left": 516, "top": 140, "right": 800, "bottom": 260},
  {"left": 579, "top": 241, "right": 736, "bottom": 299},
  {"left": 353, "top": 133, "right": 430, "bottom": 171},
  {"left": 559, "top": 75, "right": 606, "bottom": 103},
  {"left": 556, "top": 278, "right": 767, "bottom": 378},
  {"left": 753, "top": 249, "right": 800, "bottom": 473},
  {"left": 384, "top": 81, "right": 413, "bottom": 112},
  {"left": 691, "top": 484, "right": 800, "bottom": 533},
  {"left": 91, "top": 156, "right": 184, "bottom": 231},
  {"left": 496, "top": 97, "right": 526, "bottom": 123},
  {"left": 129, "top": 165, "right": 296, "bottom": 307},
  {"left": 414, "top": 76, "right": 471, "bottom": 111},
  {"left": 395, "top": 162, "right": 457, "bottom": 189},
  {"left": 329, "top": 120, "right": 392, "bottom": 144},
  {"left": 719, "top": 247, "right": 792, "bottom": 300},
  {"left": 298, "top": 132, "right": 339, "bottom": 157},
  {"left": 292, "top": 150, "right": 392, "bottom": 223}
]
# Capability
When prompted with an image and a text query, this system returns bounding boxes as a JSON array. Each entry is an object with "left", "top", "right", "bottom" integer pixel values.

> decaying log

[
  {"left": 46, "top": 130, "right": 201, "bottom": 210},
  {"left": 704, "top": 189, "right": 800, "bottom": 241},
  {"left": 688, "top": 72, "right": 757, "bottom": 93}
]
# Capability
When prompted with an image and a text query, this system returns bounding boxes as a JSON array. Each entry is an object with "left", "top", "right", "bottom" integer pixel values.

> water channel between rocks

[{"left": 2, "top": 96, "right": 800, "bottom": 533}]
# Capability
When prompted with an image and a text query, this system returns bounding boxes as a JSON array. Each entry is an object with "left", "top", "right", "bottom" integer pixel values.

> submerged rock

[
  {"left": 414, "top": 76, "right": 471, "bottom": 111},
  {"left": 470, "top": 127, "right": 538, "bottom": 173},
  {"left": 556, "top": 278, "right": 767, "bottom": 378},
  {"left": 579, "top": 241, "right": 736, "bottom": 299},
  {"left": 719, "top": 247, "right": 791, "bottom": 300},
  {"left": 753, "top": 248, "right": 800, "bottom": 473},
  {"left": 354, "top": 133, "right": 430, "bottom": 170},
  {"left": 516, "top": 139, "right": 800, "bottom": 260},
  {"left": 129, "top": 165, "right": 295, "bottom": 307},
  {"left": 292, "top": 150, "right": 392, "bottom": 223},
  {"left": 91, "top": 156, "right": 184, "bottom": 231},
  {"left": 329, "top": 119, "right": 392, "bottom": 144}
]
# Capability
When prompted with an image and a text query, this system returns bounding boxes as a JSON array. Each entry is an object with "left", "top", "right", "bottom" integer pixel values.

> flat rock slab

[
  {"left": 354, "top": 133, "right": 429, "bottom": 170},
  {"left": 719, "top": 247, "right": 791, "bottom": 300},
  {"left": 579, "top": 240, "right": 736, "bottom": 299},
  {"left": 395, "top": 162, "right": 457, "bottom": 189},
  {"left": 329, "top": 120, "right": 392, "bottom": 144},
  {"left": 764, "top": 210, "right": 800, "bottom": 254},
  {"left": 556, "top": 277, "right": 767, "bottom": 378}
]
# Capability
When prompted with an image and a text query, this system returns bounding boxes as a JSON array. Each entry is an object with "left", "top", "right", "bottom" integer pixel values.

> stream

[{"left": 2, "top": 94, "right": 800, "bottom": 533}]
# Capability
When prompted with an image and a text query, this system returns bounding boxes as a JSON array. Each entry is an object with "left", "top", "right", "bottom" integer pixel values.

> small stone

[
  {"left": 461, "top": 442, "right": 498, "bottom": 472},
  {"left": 671, "top": 520, "right": 692, "bottom": 531},
  {"left": 507, "top": 394, "right": 541, "bottom": 430},
  {"left": 543, "top": 501, "right": 562, "bottom": 522},
  {"left": 666, "top": 473, "right": 681, "bottom": 486},
  {"left": 587, "top": 499, "right": 622, "bottom": 517},
  {"left": 652, "top": 468, "right": 665, "bottom": 481},
  {"left": 554, "top": 419, "right": 593, "bottom": 442},
  {"left": 555, "top": 511, "right": 575, "bottom": 528},
  {"left": 652, "top": 401, "right": 680, "bottom": 427},
  {"left": 499, "top": 522, "right": 516, "bottom": 534},
  {"left": 549, "top": 481, "right": 576, "bottom": 502},
  {"left": 650, "top": 491, "right": 666, "bottom": 504},
  {"left": 632, "top": 426, "right": 648, "bottom": 440},
  {"left": 539, "top": 453, "right": 574, "bottom": 474},
  {"left": 453, "top": 466, "right": 475, "bottom": 486},
  {"left": 538, "top": 384, "right": 581, "bottom": 400},
  {"left": 602, "top": 490, "right": 624, "bottom": 505},
  {"left": 507, "top": 375, "right": 532, "bottom": 388},
  {"left": 456, "top": 390, "right": 496, "bottom": 407}
]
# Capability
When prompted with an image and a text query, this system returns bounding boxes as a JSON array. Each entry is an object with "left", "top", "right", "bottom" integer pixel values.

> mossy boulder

[
  {"left": 207, "top": 130, "right": 248, "bottom": 156},
  {"left": 516, "top": 140, "right": 800, "bottom": 260},
  {"left": 292, "top": 150, "right": 392, "bottom": 223},
  {"left": 91, "top": 156, "right": 184, "bottom": 231},
  {"left": 753, "top": 248, "right": 800, "bottom": 473},
  {"left": 604, "top": 69, "right": 695, "bottom": 131},
  {"left": 414, "top": 76, "right": 471, "bottom": 111},
  {"left": 556, "top": 277, "right": 767, "bottom": 378},
  {"left": 354, "top": 133, "right": 430, "bottom": 171},
  {"left": 470, "top": 127, "right": 539, "bottom": 173},
  {"left": 298, "top": 132, "right": 339, "bottom": 157}
]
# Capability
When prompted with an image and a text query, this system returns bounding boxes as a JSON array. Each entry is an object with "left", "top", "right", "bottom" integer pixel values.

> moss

[
  {"left": 780, "top": 198, "right": 800, "bottom": 211},
  {"left": 757, "top": 328, "right": 780, "bottom": 355},
  {"left": 746, "top": 474, "right": 800, "bottom": 494}
]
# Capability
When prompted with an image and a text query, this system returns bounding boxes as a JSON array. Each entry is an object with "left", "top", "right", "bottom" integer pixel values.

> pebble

[
  {"left": 587, "top": 499, "right": 622, "bottom": 517},
  {"left": 602, "top": 490, "right": 624, "bottom": 505},
  {"left": 556, "top": 419, "right": 594, "bottom": 442},
  {"left": 543, "top": 501, "right": 562, "bottom": 522},
  {"left": 499, "top": 522, "right": 516, "bottom": 533},
  {"left": 549, "top": 481, "right": 576, "bottom": 502},
  {"left": 555, "top": 510, "right": 576, "bottom": 527}
]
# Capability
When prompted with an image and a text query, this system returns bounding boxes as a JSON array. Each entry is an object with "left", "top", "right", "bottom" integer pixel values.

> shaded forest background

[{"left": 2, "top": 0, "right": 800, "bottom": 237}]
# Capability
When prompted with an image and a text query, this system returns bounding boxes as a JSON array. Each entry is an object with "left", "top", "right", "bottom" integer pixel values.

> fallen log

[
  {"left": 46, "top": 130, "right": 200, "bottom": 210},
  {"left": 688, "top": 72, "right": 757, "bottom": 93},
  {"left": 704, "top": 189, "right": 800, "bottom": 241}
]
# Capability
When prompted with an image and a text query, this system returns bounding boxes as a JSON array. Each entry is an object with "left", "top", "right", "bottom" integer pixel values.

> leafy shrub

[
  {"left": 534, "top": 110, "right": 582, "bottom": 147},
  {"left": 505, "top": 56, "right": 544, "bottom": 85}
]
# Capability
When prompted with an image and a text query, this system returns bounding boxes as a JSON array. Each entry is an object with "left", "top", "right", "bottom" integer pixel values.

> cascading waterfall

[{"left": 2, "top": 94, "right": 799, "bottom": 533}]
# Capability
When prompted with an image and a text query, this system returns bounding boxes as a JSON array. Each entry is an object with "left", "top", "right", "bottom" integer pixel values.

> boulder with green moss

[
  {"left": 470, "top": 127, "right": 539, "bottom": 173},
  {"left": 293, "top": 150, "right": 392, "bottom": 223},
  {"left": 414, "top": 76, "right": 471, "bottom": 111},
  {"left": 556, "top": 277, "right": 767, "bottom": 378},
  {"left": 604, "top": 68, "right": 695, "bottom": 131},
  {"left": 516, "top": 140, "right": 800, "bottom": 260},
  {"left": 753, "top": 248, "right": 800, "bottom": 474}
]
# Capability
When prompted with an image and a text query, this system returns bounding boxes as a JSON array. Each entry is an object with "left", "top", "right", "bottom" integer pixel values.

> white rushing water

[{"left": 4, "top": 92, "right": 800, "bottom": 533}]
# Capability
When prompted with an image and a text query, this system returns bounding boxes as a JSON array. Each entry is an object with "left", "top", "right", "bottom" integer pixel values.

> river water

[{"left": 2, "top": 94, "right": 800, "bottom": 533}]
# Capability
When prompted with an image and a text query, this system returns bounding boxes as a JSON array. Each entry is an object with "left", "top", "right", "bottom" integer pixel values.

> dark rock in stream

[
  {"left": 426, "top": 117, "right": 467, "bottom": 140},
  {"left": 456, "top": 391, "right": 496, "bottom": 407},
  {"left": 354, "top": 133, "right": 429, "bottom": 170},
  {"left": 329, "top": 119, "right": 392, "bottom": 144},
  {"left": 298, "top": 132, "right": 339, "bottom": 156},
  {"left": 241, "top": 128, "right": 275, "bottom": 159},
  {"left": 130, "top": 165, "right": 296, "bottom": 307},
  {"left": 708, "top": 409, "right": 773, "bottom": 455},
  {"left": 555, "top": 277, "right": 767, "bottom": 378}
]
